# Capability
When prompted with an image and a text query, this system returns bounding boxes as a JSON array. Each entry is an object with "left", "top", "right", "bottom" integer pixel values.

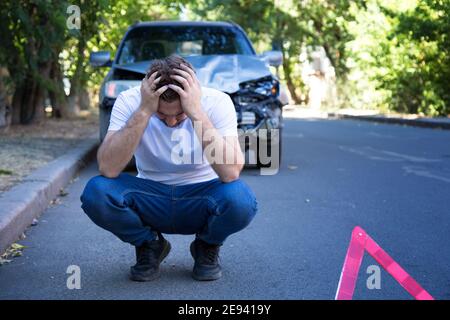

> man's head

[{"left": 146, "top": 55, "right": 195, "bottom": 127}]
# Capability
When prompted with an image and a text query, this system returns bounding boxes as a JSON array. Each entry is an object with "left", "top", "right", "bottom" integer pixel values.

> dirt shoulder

[{"left": 0, "top": 109, "right": 99, "bottom": 193}]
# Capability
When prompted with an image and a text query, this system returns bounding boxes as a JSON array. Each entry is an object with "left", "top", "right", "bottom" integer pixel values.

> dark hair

[{"left": 146, "top": 54, "right": 194, "bottom": 102}]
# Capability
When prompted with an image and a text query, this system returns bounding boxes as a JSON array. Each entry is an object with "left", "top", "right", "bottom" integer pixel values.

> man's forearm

[
  {"left": 191, "top": 111, "right": 244, "bottom": 183},
  {"left": 98, "top": 107, "right": 152, "bottom": 178}
]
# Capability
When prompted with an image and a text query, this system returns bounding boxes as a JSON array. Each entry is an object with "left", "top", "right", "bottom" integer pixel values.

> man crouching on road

[{"left": 80, "top": 55, "right": 258, "bottom": 282}]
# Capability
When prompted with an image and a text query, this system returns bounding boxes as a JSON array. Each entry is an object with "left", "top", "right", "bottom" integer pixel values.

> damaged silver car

[{"left": 90, "top": 21, "right": 287, "bottom": 168}]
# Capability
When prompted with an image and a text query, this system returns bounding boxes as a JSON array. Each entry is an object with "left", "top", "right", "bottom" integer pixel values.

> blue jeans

[{"left": 80, "top": 173, "right": 258, "bottom": 246}]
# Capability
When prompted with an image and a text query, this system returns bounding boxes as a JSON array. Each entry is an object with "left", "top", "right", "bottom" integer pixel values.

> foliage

[
  {"left": 0, "top": 0, "right": 69, "bottom": 123},
  {"left": 0, "top": 0, "right": 449, "bottom": 124},
  {"left": 185, "top": 0, "right": 357, "bottom": 103},
  {"left": 343, "top": 0, "right": 450, "bottom": 115}
]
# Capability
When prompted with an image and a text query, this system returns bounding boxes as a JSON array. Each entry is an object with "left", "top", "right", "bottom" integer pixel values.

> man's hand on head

[
  {"left": 168, "top": 64, "right": 203, "bottom": 119},
  {"left": 140, "top": 71, "right": 168, "bottom": 117},
  {"left": 169, "top": 64, "right": 243, "bottom": 182}
]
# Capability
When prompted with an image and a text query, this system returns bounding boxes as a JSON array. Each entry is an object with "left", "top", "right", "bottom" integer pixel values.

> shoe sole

[
  {"left": 129, "top": 240, "right": 172, "bottom": 282},
  {"left": 192, "top": 270, "right": 222, "bottom": 281},
  {"left": 190, "top": 241, "right": 222, "bottom": 281}
]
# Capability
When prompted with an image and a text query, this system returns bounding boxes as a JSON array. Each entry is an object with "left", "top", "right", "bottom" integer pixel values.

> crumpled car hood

[{"left": 113, "top": 54, "right": 273, "bottom": 94}]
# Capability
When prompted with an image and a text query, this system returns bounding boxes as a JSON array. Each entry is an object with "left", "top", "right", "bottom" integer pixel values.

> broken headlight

[
  {"left": 232, "top": 76, "right": 281, "bottom": 129},
  {"left": 238, "top": 76, "right": 279, "bottom": 101}
]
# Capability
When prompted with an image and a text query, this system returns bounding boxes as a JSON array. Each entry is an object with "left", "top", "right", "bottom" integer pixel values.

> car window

[{"left": 117, "top": 26, "right": 254, "bottom": 65}]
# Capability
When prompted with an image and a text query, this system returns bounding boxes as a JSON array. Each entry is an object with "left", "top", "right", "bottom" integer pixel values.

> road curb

[
  {"left": 328, "top": 113, "right": 450, "bottom": 130},
  {"left": 0, "top": 133, "right": 99, "bottom": 254}
]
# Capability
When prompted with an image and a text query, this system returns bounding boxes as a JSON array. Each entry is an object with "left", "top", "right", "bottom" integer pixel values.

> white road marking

[
  {"left": 283, "top": 133, "right": 304, "bottom": 138},
  {"left": 402, "top": 165, "right": 450, "bottom": 184},
  {"left": 339, "top": 146, "right": 441, "bottom": 163}
]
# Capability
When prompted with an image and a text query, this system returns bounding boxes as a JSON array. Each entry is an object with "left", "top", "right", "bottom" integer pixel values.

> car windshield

[{"left": 117, "top": 25, "right": 254, "bottom": 65}]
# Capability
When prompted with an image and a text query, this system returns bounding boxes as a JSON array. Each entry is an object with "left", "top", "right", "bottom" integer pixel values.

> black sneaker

[
  {"left": 190, "top": 238, "right": 222, "bottom": 281},
  {"left": 130, "top": 233, "right": 171, "bottom": 281}
]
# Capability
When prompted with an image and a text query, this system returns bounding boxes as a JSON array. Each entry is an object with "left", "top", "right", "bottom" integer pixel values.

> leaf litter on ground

[{"left": 0, "top": 243, "right": 26, "bottom": 266}]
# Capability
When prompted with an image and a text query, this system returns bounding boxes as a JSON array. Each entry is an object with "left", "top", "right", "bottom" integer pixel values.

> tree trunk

[
  {"left": 78, "top": 87, "right": 91, "bottom": 111},
  {"left": 282, "top": 51, "right": 301, "bottom": 104},
  {"left": 0, "top": 98, "right": 11, "bottom": 129},
  {"left": 49, "top": 60, "right": 68, "bottom": 118},
  {"left": 11, "top": 86, "right": 24, "bottom": 125},
  {"left": 0, "top": 68, "right": 12, "bottom": 129},
  {"left": 20, "top": 77, "right": 45, "bottom": 124},
  {"left": 66, "top": 38, "right": 89, "bottom": 116},
  {"left": 15, "top": 62, "right": 51, "bottom": 124},
  {"left": 67, "top": 94, "right": 81, "bottom": 117}
]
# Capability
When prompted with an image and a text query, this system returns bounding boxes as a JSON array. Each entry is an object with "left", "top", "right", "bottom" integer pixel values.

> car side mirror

[
  {"left": 90, "top": 51, "right": 112, "bottom": 67},
  {"left": 261, "top": 50, "right": 283, "bottom": 67}
]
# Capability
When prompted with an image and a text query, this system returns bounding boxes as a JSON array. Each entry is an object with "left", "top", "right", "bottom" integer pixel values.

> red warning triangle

[{"left": 335, "top": 226, "right": 434, "bottom": 300}]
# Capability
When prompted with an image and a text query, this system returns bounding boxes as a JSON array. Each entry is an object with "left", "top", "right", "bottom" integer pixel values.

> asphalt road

[{"left": 1, "top": 117, "right": 449, "bottom": 300}]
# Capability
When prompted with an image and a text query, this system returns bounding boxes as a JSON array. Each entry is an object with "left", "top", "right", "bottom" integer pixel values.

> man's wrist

[{"left": 137, "top": 105, "right": 154, "bottom": 118}]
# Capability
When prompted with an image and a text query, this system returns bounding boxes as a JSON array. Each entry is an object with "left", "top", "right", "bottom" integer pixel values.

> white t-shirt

[{"left": 107, "top": 86, "right": 238, "bottom": 185}]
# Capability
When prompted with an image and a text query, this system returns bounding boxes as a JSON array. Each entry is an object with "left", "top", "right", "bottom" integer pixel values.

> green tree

[
  {"left": 0, "top": 0, "right": 181, "bottom": 125},
  {"left": 185, "top": 0, "right": 357, "bottom": 103},
  {"left": 1, "top": 0, "right": 448, "bottom": 126},
  {"left": 344, "top": 0, "right": 450, "bottom": 116},
  {"left": 0, "top": 0, "right": 68, "bottom": 124},
  {"left": 394, "top": 0, "right": 450, "bottom": 115},
  {"left": 61, "top": 0, "right": 180, "bottom": 113}
]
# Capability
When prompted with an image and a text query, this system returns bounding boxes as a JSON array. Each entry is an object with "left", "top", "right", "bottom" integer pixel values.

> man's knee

[
  {"left": 217, "top": 179, "right": 258, "bottom": 227},
  {"left": 80, "top": 174, "right": 120, "bottom": 212}
]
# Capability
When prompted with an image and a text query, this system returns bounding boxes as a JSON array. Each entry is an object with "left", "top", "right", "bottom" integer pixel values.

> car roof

[{"left": 131, "top": 20, "right": 236, "bottom": 28}]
